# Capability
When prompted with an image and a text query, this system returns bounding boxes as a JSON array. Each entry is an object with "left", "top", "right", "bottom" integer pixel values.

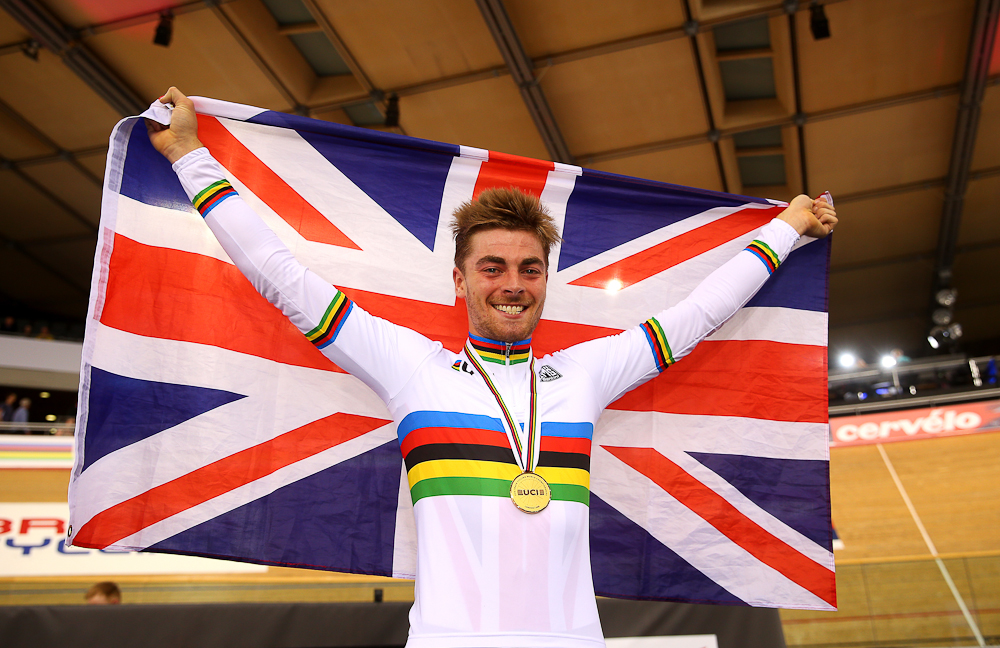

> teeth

[{"left": 494, "top": 304, "right": 525, "bottom": 314}]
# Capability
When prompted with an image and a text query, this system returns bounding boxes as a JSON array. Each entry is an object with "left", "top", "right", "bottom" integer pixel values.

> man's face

[{"left": 453, "top": 228, "right": 548, "bottom": 343}]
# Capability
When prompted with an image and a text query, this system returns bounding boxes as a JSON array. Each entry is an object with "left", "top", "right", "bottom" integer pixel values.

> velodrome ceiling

[{"left": 1, "top": 0, "right": 998, "bottom": 362}]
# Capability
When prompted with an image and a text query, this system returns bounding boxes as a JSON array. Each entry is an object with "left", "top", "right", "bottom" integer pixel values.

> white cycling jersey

[{"left": 174, "top": 147, "right": 799, "bottom": 647}]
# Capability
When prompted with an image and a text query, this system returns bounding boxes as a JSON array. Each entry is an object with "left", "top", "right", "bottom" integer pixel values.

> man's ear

[{"left": 453, "top": 266, "right": 466, "bottom": 298}]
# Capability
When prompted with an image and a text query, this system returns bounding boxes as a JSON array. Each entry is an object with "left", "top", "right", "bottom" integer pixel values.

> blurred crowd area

[
  {"left": 829, "top": 354, "right": 999, "bottom": 408},
  {"left": 1, "top": 314, "right": 85, "bottom": 342}
]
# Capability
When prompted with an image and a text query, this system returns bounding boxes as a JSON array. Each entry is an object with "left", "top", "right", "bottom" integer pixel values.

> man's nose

[{"left": 502, "top": 272, "right": 525, "bottom": 294}]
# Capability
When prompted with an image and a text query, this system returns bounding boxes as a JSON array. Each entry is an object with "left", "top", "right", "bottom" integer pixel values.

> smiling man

[{"left": 148, "top": 87, "right": 836, "bottom": 648}]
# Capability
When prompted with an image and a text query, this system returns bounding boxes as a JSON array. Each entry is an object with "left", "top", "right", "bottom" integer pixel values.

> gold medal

[{"left": 509, "top": 471, "right": 551, "bottom": 513}]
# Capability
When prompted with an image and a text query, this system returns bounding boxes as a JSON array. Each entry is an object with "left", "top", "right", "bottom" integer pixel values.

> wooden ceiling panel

[
  {"left": 19, "top": 161, "right": 102, "bottom": 227},
  {"left": 955, "top": 302, "right": 1000, "bottom": 345},
  {"left": 74, "top": 149, "right": 110, "bottom": 180},
  {"left": 317, "top": 0, "right": 502, "bottom": 89},
  {"left": 958, "top": 175, "right": 1000, "bottom": 246},
  {"left": 807, "top": 97, "right": 957, "bottom": 196},
  {"left": 0, "top": 109, "right": 54, "bottom": 160},
  {"left": 0, "top": 49, "right": 122, "bottom": 151},
  {"left": 970, "top": 84, "right": 1000, "bottom": 171},
  {"left": 0, "top": 247, "right": 88, "bottom": 315},
  {"left": 587, "top": 142, "right": 722, "bottom": 192},
  {"left": 505, "top": 0, "right": 685, "bottom": 58},
  {"left": 399, "top": 76, "right": 548, "bottom": 159},
  {"left": 952, "top": 247, "right": 1000, "bottom": 306},
  {"left": 829, "top": 260, "right": 933, "bottom": 328},
  {"left": 543, "top": 41, "right": 708, "bottom": 156},
  {"left": 796, "top": 0, "right": 974, "bottom": 113},
  {"left": 829, "top": 314, "right": 928, "bottom": 360},
  {"left": 84, "top": 12, "right": 293, "bottom": 113},
  {"left": 23, "top": 237, "right": 98, "bottom": 295},
  {"left": 0, "top": 9, "right": 28, "bottom": 44},
  {"left": 0, "top": 170, "right": 93, "bottom": 241},
  {"left": 830, "top": 188, "right": 943, "bottom": 267}
]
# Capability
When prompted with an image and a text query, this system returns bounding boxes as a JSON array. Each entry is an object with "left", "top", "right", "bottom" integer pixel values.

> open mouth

[{"left": 493, "top": 304, "right": 526, "bottom": 315}]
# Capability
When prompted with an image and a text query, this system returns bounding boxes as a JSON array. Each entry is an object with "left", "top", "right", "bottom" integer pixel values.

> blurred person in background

[
  {"left": 12, "top": 397, "right": 30, "bottom": 434},
  {"left": 85, "top": 581, "right": 121, "bottom": 605},
  {"left": 1, "top": 393, "right": 16, "bottom": 423},
  {"left": 36, "top": 325, "right": 54, "bottom": 340},
  {"left": 1, "top": 316, "right": 15, "bottom": 334}
]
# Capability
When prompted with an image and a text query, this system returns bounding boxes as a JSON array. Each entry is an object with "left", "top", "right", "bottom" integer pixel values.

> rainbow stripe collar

[{"left": 467, "top": 333, "right": 532, "bottom": 365}]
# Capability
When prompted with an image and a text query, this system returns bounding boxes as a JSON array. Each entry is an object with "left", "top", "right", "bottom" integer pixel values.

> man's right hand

[{"left": 146, "top": 87, "right": 204, "bottom": 164}]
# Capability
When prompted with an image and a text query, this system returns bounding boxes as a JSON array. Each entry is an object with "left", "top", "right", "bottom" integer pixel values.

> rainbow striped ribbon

[{"left": 463, "top": 342, "right": 539, "bottom": 473}]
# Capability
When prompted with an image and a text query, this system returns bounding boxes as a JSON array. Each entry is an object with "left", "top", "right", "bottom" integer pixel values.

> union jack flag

[{"left": 69, "top": 97, "right": 835, "bottom": 610}]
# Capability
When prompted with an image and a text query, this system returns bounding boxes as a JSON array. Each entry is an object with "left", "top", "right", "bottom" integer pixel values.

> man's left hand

[{"left": 778, "top": 194, "right": 838, "bottom": 238}]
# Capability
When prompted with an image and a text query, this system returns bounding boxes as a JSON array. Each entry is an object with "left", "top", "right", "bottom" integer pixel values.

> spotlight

[
  {"left": 154, "top": 11, "right": 173, "bottom": 47},
  {"left": 927, "top": 323, "right": 963, "bottom": 349},
  {"left": 810, "top": 3, "right": 831, "bottom": 40},
  {"left": 838, "top": 353, "right": 856, "bottom": 368},
  {"left": 932, "top": 307, "right": 953, "bottom": 326},
  {"left": 384, "top": 93, "right": 399, "bottom": 127},
  {"left": 935, "top": 288, "right": 957, "bottom": 307},
  {"left": 20, "top": 39, "right": 40, "bottom": 61},
  {"left": 880, "top": 355, "right": 897, "bottom": 369}
]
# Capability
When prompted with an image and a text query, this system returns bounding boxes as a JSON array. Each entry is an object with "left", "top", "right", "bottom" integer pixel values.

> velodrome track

[{"left": 2, "top": 429, "right": 998, "bottom": 647}]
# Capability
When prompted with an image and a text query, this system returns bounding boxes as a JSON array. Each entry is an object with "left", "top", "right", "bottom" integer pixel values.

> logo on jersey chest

[
  {"left": 539, "top": 365, "right": 563, "bottom": 382},
  {"left": 451, "top": 360, "right": 475, "bottom": 376}
]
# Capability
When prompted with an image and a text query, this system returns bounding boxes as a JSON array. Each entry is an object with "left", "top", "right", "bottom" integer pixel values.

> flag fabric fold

[{"left": 69, "top": 97, "right": 835, "bottom": 610}]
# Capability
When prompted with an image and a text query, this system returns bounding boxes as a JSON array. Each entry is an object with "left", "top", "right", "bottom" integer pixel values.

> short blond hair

[{"left": 451, "top": 187, "right": 561, "bottom": 270}]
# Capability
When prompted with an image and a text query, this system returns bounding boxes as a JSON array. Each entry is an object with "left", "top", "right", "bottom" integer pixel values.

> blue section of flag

[
  {"left": 688, "top": 452, "right": 832, "bottom": 551},
  {"left": 148, "top": 439, "right": 403, "bottom": 576},
  {"left": 746, "top": 236, "right": 830, "bottom": 312},
  {"left": 119, "top": 123, "right": 193, "bottom": 212},
  {"left": 558, "top": 168, "right": 767, "bottom": 271},
  {"left": 82, "top": 367, "right": 245, "bottom": 472},
  {"left": 249, "top": 111, "right": 457, "bottom": 251},
  {"left": 589, "top": 493, "right": 746, "bottom": 605}
]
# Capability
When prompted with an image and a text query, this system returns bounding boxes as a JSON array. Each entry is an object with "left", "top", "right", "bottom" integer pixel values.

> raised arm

[{"left": 145, "top": 88, "right": 437, "bottom": 404}]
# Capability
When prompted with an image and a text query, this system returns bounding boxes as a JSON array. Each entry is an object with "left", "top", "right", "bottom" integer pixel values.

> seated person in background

[{"left": 85, "top": 581, "right": 121, "bottom": 605}]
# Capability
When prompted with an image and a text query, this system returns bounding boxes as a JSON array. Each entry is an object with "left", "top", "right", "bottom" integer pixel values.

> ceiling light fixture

[
  {"left": 154, "top": 11, "right": 173, "bottom": 47},
  {"left": 384, "top": 93, "right": 400, "bottom": 128},
  {"left": 810, "top": 3, "right": 831, "bottom": 40},
  {"left": 838, "top": 353, "right": 856, "bottom": 368}
]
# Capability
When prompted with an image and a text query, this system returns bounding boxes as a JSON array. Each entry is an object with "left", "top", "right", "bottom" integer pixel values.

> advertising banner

[
  {"left": 830, "top": 399, "right": 1000, "bottom": 448},
  {"left": 0, "top": 503, "right": 265, "bottom": 577}
]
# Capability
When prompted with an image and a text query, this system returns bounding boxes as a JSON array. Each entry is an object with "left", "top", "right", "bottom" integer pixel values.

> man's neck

[{"left": 468, "top": 332, "right": 531, "bottom": 365}]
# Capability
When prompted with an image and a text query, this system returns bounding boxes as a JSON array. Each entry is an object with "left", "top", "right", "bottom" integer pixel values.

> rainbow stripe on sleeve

[
  {"left": 305, "top": 291, "right": 353, "bottom": 349},
  {"left": 745, "top": 239, "right": 781, "bottom": 274},
  {"left": 641, "top": 316, "right": 675, "bottom": 373},
  {"left": 398, "top": 411, "right": 592, "bottom": 506},
  {"left": 192, "top": 179, "right": 238, "bottom": 217}
]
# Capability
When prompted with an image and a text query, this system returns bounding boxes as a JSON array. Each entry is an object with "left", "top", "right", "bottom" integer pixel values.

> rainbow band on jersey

[
  {"left": 641, "top": 316, "right": 675, "bottom": 373},
  {"left": 306, "top": 291, "right": 353, "bottom": 349},
  {"left": 463, "top": 341, "right": 539, "bottom": 473},
  {"left": 468, "top": 334, "right": 531, "bottom": 365},
  {"left": 192, "top": 179, "right": 238, "bottom": 217},
  {"left": 745, "top": 239, "right": 781, "bottom": 274}
]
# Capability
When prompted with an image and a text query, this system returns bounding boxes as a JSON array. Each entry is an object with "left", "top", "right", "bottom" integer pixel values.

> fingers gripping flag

[{"left": 70, "top": 97, "right": 835, "bottom": 610}]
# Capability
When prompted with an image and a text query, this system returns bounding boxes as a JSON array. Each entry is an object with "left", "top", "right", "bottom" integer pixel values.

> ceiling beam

[
  {"left": 681, "top": 0, "right": 727, "bottom": 192},
  {"left": 475, "top": 0, "right": 573, "bottom": 164},
  {"left": 0, "top": 155, "right": 98, "bottom": 235},
  {"left": 0, "top": 231, "right": 90, "bottom": 296},
  {"left": 0, "top": 0, "right": 145, "bottom": 117},
  {"left": 931, "top": 0, "right": 1000, "bottom": 298}
]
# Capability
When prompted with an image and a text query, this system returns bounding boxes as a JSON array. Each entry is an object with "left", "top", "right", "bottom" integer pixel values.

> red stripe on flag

[
  {"left": 569, "top": 205, "right": 783, "bottom": 290},
  {"left": 101, "top": 234, "right": 345, "bottom": 373},
  {"left": 473, "top": 151, "right": 555, "bottom": 199},
  {"left": 399, "top": 427, "right": 510, "bottom": 458},
  {"left": 609, "top": 339, "right": 828, "bottom": 423},
  {"left": 72, "top": 412, "right": 391, "bottom": 549},
  {"left": 603, "top": 445, "right": 836, "bottom": 608},
  {"left": 196, "top": 115, "right": 360, "bottom": 250}
]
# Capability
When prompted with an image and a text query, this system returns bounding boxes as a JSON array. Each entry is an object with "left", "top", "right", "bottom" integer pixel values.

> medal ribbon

[{"left": 463, "top": 341, "right": 539, "bottom": 473}]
